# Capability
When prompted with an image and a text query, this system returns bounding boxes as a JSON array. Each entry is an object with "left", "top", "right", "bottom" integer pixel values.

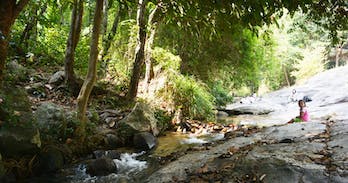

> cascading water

[{"left": 68, "top": 152, "right": 148, "bottom": 183}]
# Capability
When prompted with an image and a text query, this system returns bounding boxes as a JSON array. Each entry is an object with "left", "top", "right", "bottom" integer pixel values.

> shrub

[{"left": 160, "top": 72, "right": 215, "bottom": 120}]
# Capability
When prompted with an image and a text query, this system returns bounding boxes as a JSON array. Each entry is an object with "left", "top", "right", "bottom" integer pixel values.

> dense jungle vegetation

[{"left": 0, "top": 0, "right": 347, "bottom": 138}]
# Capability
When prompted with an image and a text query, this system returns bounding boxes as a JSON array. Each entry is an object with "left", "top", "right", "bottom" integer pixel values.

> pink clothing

[{"left": 301, "top": 107, "right": 310, "bottom": 121}]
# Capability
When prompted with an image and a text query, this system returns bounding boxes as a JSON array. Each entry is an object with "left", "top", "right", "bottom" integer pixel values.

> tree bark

[
  {"left": 0, "top": 0, "right": 29, "bottom": 83},
  {"left": 335, "top": 44, "right": 343, "bottom": 67},
  {"left": 64, "top": 0, "right": 84, "bottom": 94},
  {"left": 20, "top": 4, "right": 47, "bottom": 49},
  {"left": 283, "top": 65, "right": 290, "bottom": 87},
  {"left": 101, "top": 3, "right": 122, "bottom": 68},
  {"left": 144, "top": 3, "right": 162, "bottom": 91},
  {"left": 127, "top": 0, "right": 147, "bottom": 100},
  {"left": 76, "top": 0, "right": 103, "bottom": 141}
]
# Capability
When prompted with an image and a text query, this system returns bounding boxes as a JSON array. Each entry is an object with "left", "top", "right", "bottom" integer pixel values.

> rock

[
  {"left": 0, "top": 85, "right": 34, "bottom": 126},
  {"left": 216, "top": 111, "right": 229, "bottom": 117},
  {"left": 224, "top": 102, "right": 275, "bottom": 115},
  {"left": 93, "top": 150, "right": 121, "bottom": 160},
  {"left": 228, "top": 157, "right": 328, "bottom": 183},
  {"left": 117, "top": 102, "right": 159, "bottom": 142},
  {"left": 105, "top": 133, "right": 125, "bottom": 148},
  {"left": 0, "top": 126, "right": 41, "bottom": 157},
  {"left": 48, "top": 71, "right": 65, "bottom": 85},
  {"left": 35, "top": 102, "right": 72, "bottom": 140},
  {"left": 34, "top": 145, "right": 65, "bottom": 174},
  {"left": 86, "top": 158, "right": 117, "bottom": 176},
  {"left": 133, "top": 132, "right": 157, "bottom": 151},
  {"left": 6, "top": 60, "right": 28, "bottom": 82},
  {"left": 25, "top": 82, "right": 47, "bottom": 98}
]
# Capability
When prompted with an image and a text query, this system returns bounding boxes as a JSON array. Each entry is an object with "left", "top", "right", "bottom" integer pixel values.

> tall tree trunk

[
  {"left": 144, "top": 3, "right": 162, "bottom": 91},
  {"left": 102, "top": 0, "right": 108, "bottom": 36},
  {"left": 101, "top": 3, "right": 122, "bottom": 69},
  {"left": 127, "top": 0, "right": 147, "bottom": 100},
  {"left": 335, "top": 44, "right": 343, "bottom": 67},
  {"left": 20, "top": 4, "right": 47, "bottom": 50},
  {"left": 283, "top": 65, "right": 290, "bottom": 87},
  {"left": 0, "top": 0, "right": 29, "bottom": 83},
  {"left": 64, "top": 0, "right": 84, "bottom": 94},
  {"left": 76, "top": 0, "right": 103, "bottom": 141}
]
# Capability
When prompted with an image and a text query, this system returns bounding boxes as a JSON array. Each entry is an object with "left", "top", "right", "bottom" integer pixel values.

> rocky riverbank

[{"left": 146, "top": 66, "right": 348, "bottom": 183}]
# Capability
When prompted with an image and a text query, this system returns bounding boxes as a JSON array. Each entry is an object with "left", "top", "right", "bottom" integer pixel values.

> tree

[
  {"left": 64, "top": 0, "right": 84, "bottom": 94},
  {"left": 76, "top": 0, "right": 104, "bottom": 141},
  {"left": 0, "top": 0, "right": 29, "bottom": 83},
  {"left": 101, "top": 1, "right": 124, "bottom": 71},
  {"left": 126, "top": 0, "right": 147, "bottom": 100},
  {"left": 144, "top": 2, "right": 163, "bottom": 91}
]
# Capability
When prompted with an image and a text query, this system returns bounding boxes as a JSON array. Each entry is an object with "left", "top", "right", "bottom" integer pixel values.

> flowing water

[{"left": 27, "top": 130, "right": 227, "bottom": 183}]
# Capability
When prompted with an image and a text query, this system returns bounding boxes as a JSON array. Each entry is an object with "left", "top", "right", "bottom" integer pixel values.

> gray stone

[
  {"left": 48, "top": 71, "right": 65, "bottom": 85},
  {"left": 224, "top": 102, "right": 276, "bottom": 115},
  {"left": 35, "top": 145, "right": 65, "bottom": 174},
  {"left": 216, "top": 111, "right": 229, "bottom": 117},
  {"left": 35, "top": 102, "right": 70, "bottom": 140},
  {"left": 0, "top": 127, "right": 41, "bottom": 157},
  {"left": 25, "top": 82, "right": 47, "bottom": 98},
  {"left": 86, "top": 158, "right": 117, "bottom": 176},
  {"left": 0, "top": 85, "right": 34, "bottom": 125},
  {"left": 229, "top": 157, "right": 328, "bottom": 183},
  {"left": 7, "top": 60, "right": 28, "bottom": 82},
  {"left": 133, "top": 132, "right": 157, "bottom": 151},
  {"left": 93, "top": 150, "right": 121, "bottom": 160},
  {"left": 117, "top": 102, "right": 159, "bottom": 139},
  {"left": 105, "top": 133, "right": 125, "bottom": 148}
]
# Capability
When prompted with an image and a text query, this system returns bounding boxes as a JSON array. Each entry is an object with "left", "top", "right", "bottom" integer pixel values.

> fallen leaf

[{"left": 196, "top": 164, "right": 209, "bottom": 174}]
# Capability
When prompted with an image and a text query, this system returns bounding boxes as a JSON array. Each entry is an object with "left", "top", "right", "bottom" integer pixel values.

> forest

[{"left": 0, "top": 0, "right": 347, "bottom": 182}]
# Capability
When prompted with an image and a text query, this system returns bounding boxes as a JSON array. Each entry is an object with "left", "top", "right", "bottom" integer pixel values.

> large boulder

[
  {"left": 0, "top": 127, "right": 41, "bottom": 157},
  {"left": 6, "top": 60, "right": 29, "bottom": 82},
  {"left": 0, "top": 85, "right": 34, "bottom": 126},
  {"left": 224, "top": 101, "right": 277, "bottom": 115},
  {"left": 117, "top": 102, "right": 159, "bottom": 143},
  {"left": 104, "top": 133, "right": 125, "bottom": 148},
  {"left": 86, "top": 158, "right": 117, "bottom": 176},
  {"left": 133, "top": 132, "right": 157, "bottom": 151},
  {"left": 34, "top": 145, "right": 66, "bottom": 174},
  {"left": 35, "top": 102, "right": 74, "bottom": 140},
  {"left": 48, "top": 71, "right": 65, "bottom": 85}
]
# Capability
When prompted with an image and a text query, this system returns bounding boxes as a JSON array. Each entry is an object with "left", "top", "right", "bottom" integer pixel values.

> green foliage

[
  {"left": 106, "top": 19, "right": 138, "bottom": 90},
  {"left": 154, "top": 109, "right": 172, "bottom": 134},
  {"left": 152, "top": 47, "right": 181, "bottom": 71},
  {"left": 210, "top": 81, "right": 233, "bottom": 107},
  {"left": 160, "top": 72, "right": 215, "bottom": 120},
  {"left": 291, "top": 46, "right": 325, "bottom": 84},
  {"left": 273, "top": 11, "right": 330, "bottom": 85}
]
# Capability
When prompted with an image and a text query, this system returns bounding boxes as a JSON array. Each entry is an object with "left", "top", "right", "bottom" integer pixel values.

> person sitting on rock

[{"left": 288, "top": 100, "right": 310, "bottom": 123}]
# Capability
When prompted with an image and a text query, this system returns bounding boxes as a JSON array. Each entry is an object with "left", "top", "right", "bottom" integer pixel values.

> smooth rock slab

[{"left": 257, "top": 122, "right": 326, "bottom": 142}]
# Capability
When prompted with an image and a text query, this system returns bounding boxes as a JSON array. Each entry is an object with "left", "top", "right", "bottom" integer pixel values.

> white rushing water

[
  {"left": 69, "top": 152, "right": 147, "bottom": 183},
  {"left": 113, "top": 152, "right": 147, "bottom": 175},
  {"left": 181, "top": 133, "right": 225, "bottom": 144}
]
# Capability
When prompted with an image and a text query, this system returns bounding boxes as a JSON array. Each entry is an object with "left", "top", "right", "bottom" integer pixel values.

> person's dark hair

[{"left": 298, "top": 99, "right": 306, "bottom": 107}]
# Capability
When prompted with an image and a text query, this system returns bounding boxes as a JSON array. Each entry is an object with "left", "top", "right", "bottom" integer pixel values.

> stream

[{"left": 28, "top": 66, "right": 348, "bottom": 182}]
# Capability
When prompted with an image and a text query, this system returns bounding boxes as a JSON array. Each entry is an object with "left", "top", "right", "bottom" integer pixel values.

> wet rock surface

[
  {"left": 0, "top": 126, "right": 41, "bottom": 157},
  {"left": 133, "top": 132, "right": 157, "bottom": 151},
  {"left": 86, "top": 158, "right": 117, "bottom": 176}
]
